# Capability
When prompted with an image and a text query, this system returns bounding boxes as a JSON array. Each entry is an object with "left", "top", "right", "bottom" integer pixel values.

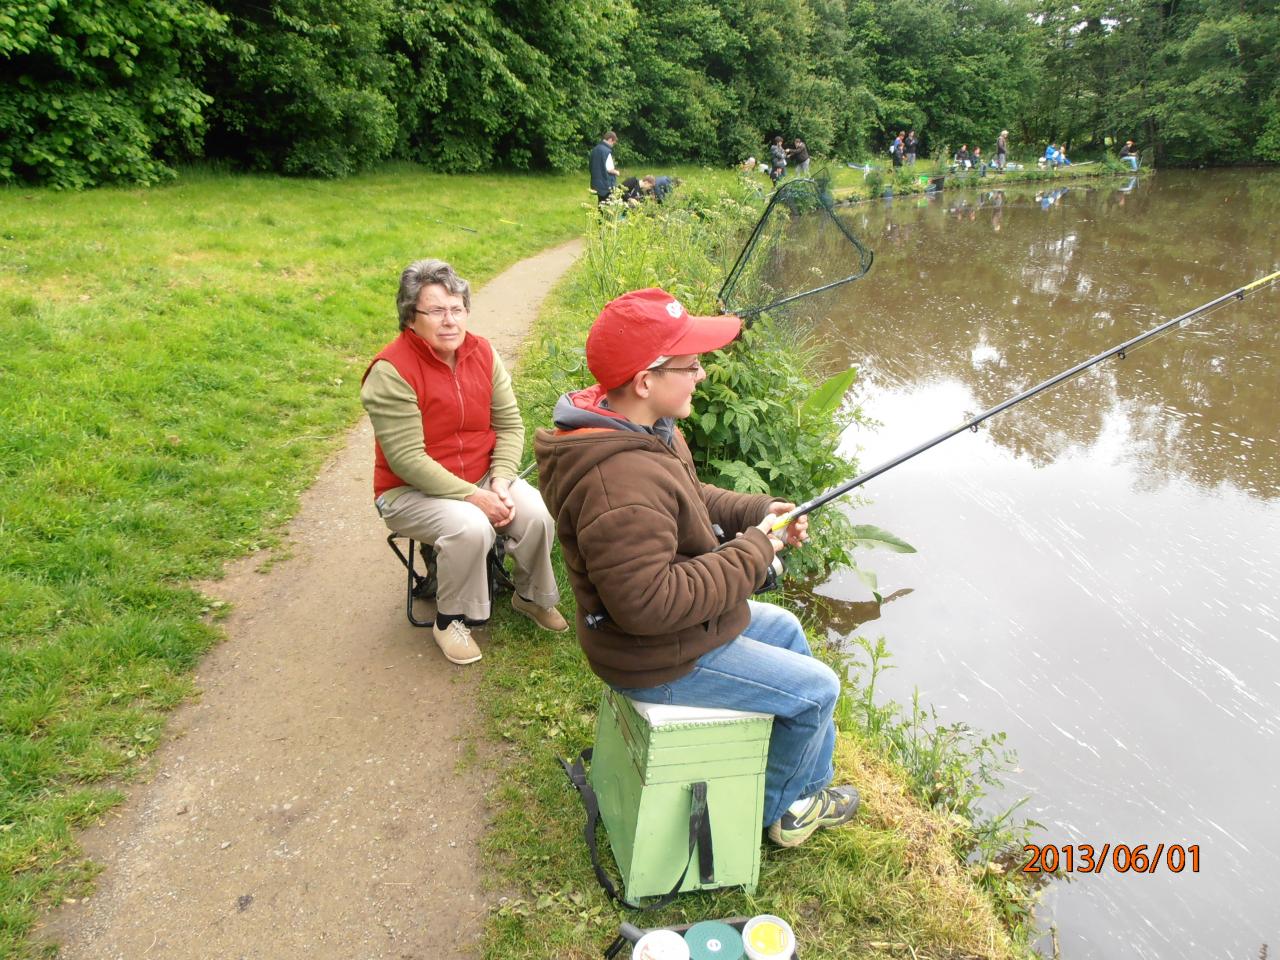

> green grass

[{"left": 0, "top": 163, "right": 592, "bottom": 957}]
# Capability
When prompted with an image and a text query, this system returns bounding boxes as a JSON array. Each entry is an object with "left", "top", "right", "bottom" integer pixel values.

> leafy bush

[
  {"left": 684, "top": 315, "right": 866, "bottom": 582},
  {"left": 0, "top": 1, "right": 225, "bottom": 187},
  {"left": 893, "top": 167, "right": 919, "bottom": 191}
]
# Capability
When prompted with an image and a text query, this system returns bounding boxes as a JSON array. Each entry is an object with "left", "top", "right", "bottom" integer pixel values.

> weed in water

[{"left": 843, "top": 634, "right": 1047, "bottom": 942}]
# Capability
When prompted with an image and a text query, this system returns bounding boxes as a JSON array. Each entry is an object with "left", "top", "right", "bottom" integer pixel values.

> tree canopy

[{"left": 1, "top": 0, "right": 1276, "bottom": 185}]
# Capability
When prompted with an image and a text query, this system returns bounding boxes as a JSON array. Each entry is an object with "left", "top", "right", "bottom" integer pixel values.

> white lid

[
  {"left": 625, "top": 699, "right": 772, "bottom": 726},
  {"left": 632, "top": 929, "right": 691, "bottom": 960}
]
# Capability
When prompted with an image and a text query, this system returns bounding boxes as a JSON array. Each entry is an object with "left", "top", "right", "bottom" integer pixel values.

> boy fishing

[{"left": 534, "top": 288, "right": 859, "bottom": 846}]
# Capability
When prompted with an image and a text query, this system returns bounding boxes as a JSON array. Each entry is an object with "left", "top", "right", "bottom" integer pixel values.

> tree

[
  {"left": 619, "top": 0, "right": 740, "bottom": 164},
  {"left": 848, "top": 0, "right": 1038, "bottom": 158},
  {"left": 0, "top": 0, "right": 225, "bottom": 187},
  {"left": 202, "top": 0, "right": 399, "bottom": 177},
  {"left": 389, "top": 0, "right": 636, "bottom": 172},
  {"left": 4, "top": 0, "right": 1275, "bottom": 184},
  {"left": 1147, "top": 0, "right": 1279, "bottom": 164},
  {"left": 1027, "top": 0, "right": 1280, "bottom": 165}
]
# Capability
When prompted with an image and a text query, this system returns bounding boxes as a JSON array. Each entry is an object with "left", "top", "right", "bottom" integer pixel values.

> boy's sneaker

[
  {"left": 511, "top": 595, "right": 569, "bottom": 632},
  {"left": 432, "top": 619, "right": 482, "bottom": 665},
  {"left": 767, "top": 785, "right": 860, "bottom": 848}
]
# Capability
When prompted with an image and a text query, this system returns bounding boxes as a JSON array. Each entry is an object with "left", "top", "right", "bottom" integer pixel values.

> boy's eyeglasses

[{"left": 650, "top": 362, "right": 703, "bottom": 376}]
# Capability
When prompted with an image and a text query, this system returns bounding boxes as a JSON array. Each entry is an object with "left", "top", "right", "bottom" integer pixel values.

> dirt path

[{"left": 39, "top": 238, "right": 584, "bottom": 960}]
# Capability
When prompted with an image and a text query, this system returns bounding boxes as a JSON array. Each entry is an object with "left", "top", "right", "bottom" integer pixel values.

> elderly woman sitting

[{"left": 360, "top": 259, "right": 566, "bottom": 666}]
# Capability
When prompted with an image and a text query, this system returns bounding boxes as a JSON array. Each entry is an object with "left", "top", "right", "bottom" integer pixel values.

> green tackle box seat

[{"left": 590, "top": 687, "right": 773, "bottom": 899}]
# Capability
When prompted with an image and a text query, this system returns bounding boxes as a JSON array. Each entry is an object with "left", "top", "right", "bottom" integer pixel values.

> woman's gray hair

[{"left": 396, "top": 259, "right": 471, "bottom": 330}]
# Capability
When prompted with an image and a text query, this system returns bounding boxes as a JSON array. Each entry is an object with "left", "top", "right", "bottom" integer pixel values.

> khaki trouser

[{"left": 378, "top": 477, "right": 559, "bottom": 621}]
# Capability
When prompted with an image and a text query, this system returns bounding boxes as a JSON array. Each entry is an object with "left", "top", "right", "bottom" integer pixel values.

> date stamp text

[{"left": 1022, "top": 843, "right": 1200, "bottom": 875}]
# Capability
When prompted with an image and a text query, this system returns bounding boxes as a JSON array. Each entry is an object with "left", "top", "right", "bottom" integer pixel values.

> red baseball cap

[{"left": 586, "top": 288, "right": 742, "bottom": 390}]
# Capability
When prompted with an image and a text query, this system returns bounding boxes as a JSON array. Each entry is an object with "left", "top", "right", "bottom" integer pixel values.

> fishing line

[{"left": 769, "top": 270, "right": 1280, "bottom": 533}]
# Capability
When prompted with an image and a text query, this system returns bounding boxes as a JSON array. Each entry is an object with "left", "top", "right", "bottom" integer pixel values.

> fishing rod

[{"left": 770, "top": 269, "right": 1280, "bottom": 533}]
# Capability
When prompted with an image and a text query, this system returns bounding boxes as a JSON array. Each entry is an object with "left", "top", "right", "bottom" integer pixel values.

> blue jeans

[{"left": 611, "top": 601, "right": 840, "bottom": 827}]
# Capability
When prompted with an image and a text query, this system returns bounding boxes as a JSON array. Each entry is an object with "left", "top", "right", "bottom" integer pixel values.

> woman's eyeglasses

[{"left": 414, "top": 306, "right": 469, "bottom": 321}]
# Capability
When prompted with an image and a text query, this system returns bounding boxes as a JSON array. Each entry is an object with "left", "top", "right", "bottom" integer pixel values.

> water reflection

[
  {"left": 799, "top": 171, "right": 1280, "bottom": 959},
  {"left": 806, "top": 175, "right": 1280, "bottom": 499}
]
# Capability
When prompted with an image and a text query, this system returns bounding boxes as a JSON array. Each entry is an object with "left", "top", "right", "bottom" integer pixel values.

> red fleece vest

[{"left": 364, "top": 330, "right": 496, "bottom": 497}]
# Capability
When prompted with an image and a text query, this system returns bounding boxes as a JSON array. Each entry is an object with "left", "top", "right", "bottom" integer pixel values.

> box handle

[{"left": 561, "top": 748, "right": 714, "bottom": 912}]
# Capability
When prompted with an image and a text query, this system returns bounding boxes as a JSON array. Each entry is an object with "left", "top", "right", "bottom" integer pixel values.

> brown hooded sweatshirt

[{"left": 534, "top": 385, "right": 776, "bottom": 688}]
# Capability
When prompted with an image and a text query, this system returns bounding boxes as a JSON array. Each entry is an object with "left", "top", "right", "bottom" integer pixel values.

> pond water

[{"left": 802, "top": 170, "right": 1279, "bottom": 957}]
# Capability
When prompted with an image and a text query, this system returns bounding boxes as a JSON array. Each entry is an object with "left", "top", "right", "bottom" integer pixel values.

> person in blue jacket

[
  {"left": 650, "top": 175, "right": 676, "bottom": 203},
  {"left": 590, "top": 132, "right": 619, "bottom": 204}
]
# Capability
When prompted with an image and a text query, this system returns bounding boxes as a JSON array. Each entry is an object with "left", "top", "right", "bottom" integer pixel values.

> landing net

[{"left": 717, "top": 174, "right": 875, "bottom": 323}]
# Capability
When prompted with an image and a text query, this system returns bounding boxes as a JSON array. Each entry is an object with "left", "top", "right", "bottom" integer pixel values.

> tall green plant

[
  {"left": 685, "top": 317, "right": 851, "bottom": 575},
  {"left": 525, "top": 182, "right": 918, "bottom": 588},
  {"left": 687, "top": 320, "right": 917, "bottom": 585}
]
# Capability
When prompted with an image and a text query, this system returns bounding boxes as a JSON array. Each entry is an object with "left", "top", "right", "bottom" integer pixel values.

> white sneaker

[{"left": 432, "top": 619, "right": 482, "bottom": 664}]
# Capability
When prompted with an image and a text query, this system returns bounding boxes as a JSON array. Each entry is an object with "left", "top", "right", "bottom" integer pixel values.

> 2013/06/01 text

[{"left": 1022, "top": 844, "right": 1200, "bottom": 875}]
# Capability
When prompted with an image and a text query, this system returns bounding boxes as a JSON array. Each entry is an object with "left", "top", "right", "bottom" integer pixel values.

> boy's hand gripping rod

[{"left": 770, "top": 270, "right": 1280, "bottom": 534}]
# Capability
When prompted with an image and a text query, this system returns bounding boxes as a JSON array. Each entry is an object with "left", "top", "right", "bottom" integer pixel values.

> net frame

[{"left": 717, "top": 175, "right": 875, "bottom": 322}]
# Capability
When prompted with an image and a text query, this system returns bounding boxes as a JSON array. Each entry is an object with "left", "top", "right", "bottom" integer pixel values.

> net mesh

[{"left": 717, "top": 174, "right": 875, "bottom": 323}]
